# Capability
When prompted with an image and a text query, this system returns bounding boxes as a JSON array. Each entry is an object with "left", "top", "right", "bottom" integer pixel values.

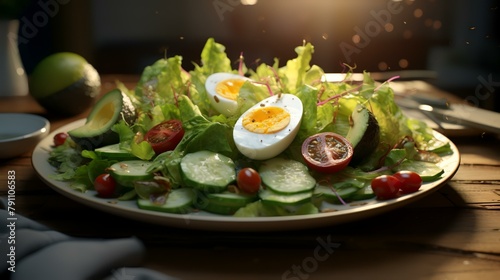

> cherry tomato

[
  {"left": 371, "top": 175, "right": 402, "bottom": 200},
  {"left": 394, "top": 170, "right": 422, "bottom": 194},
  {"left": 301, "top": 132, "right": 353, "bottom": 173},
  {"left": 94, "top": 173, "right": 117, "bottom": 198},
  {"left": 53, "top": 132, "right": 68, "bottom": 147},
  {"left": 237, "top": 167, "right": 261, "bottom": 194},
  {"left": 145, "top": 119, "right": 185, "bottom": 154}
]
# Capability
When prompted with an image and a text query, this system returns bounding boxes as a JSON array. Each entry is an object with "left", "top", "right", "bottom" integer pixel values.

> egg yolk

[
  {"left": 215, "top": 79, "right": 246, "bottom": 100},
  {"left": 242, "top": 106, "right": 291, "bottom": 134}
]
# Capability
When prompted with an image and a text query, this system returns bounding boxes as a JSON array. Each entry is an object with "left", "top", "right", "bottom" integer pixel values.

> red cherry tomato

[
  {"left": 145, "top": 119, "right": 185, "bottom": 154},
  {"left": 94, "top": 173, "right": 117, "bottom": 198},
  {"left": 53, "top": 132, "right": 68, "bottom": 147},
  {"left": 371, "top": 175, "right": 402, "bottom": 200},
  {"left": 301, "top": 132, "right": 353, "bottom": 173},
  {"left": 237, "top": 167, "right": 261, "bottom": 194},
  {"left": 393, "top": 170, "right": 422, "bottom": 194}
]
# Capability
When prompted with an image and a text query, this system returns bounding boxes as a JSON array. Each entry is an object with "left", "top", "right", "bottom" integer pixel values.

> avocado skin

[
  {"left": 35, "top": 75, "right": 100, "bottom": 116},
  {"left": 118, "top": 90, "right": 137, "bottom": 125},
  {"left": 72, "top": 130, "right": 119, "bottom": 152},
  {"left": 351, "top": 111, "right": 380, "bottom": 164},
  {"left": 347, "top": 107, "right": 380, "bottom": 165}
]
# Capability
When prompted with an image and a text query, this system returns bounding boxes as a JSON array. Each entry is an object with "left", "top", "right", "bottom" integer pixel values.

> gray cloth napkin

[{"left": 0, "top": 197, "right": 178, "bottom": 280}]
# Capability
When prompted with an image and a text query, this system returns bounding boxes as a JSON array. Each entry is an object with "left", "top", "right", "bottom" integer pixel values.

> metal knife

[{"left": 419, "top": 102, "right": 500, "bottom": 135}]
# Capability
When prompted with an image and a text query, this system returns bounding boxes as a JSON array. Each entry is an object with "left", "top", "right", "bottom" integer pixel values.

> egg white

[
  {"left": 205, "top": 72, "right": 250, "bottom": 116},
  {"left": 233, "top": 94, "right": 303, "bottom": 160}
]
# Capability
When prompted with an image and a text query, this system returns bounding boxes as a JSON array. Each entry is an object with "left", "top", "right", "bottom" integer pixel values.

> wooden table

[{"left": 1, "top": 75, "right": 500, "bottom": 279}]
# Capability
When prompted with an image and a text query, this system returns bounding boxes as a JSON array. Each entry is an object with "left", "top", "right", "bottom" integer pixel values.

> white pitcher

[{"left": 0, "top": 19, "right": 28, "bottom": 96}]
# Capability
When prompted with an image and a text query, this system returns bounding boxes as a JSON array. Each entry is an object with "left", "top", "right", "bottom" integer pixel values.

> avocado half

[
  {"left": 345, "top": 105, "right": 380, "bottom": 164},
  {"left": 35, "top": 66, "right": 101, "bottom": 116},
  {"left": 29, "top": 53, "right": 101, "bottom": 116},
  {"left": 68, "top": 89, "right": 136, "bottom": 150}
]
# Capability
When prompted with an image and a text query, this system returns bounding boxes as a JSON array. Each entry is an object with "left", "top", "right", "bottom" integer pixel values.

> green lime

[{"left": 29, "top": 52, "right": 101, "bottom": 116}]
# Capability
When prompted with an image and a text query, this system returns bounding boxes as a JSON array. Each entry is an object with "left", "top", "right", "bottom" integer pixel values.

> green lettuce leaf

[{"left": 278, "top": 42, "right": 314, "bottom": 93}]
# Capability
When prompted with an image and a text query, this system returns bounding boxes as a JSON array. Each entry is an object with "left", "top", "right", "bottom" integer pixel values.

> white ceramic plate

[{"left": 32, "top": 119, "right": 460, "bottom": 232}]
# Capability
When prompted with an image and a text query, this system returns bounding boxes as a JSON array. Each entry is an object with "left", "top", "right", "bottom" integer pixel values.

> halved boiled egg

[
  {"left": 205, "top": 72, "right": 251, "bottom": 116},
  {"left": 233, "top": 94, "right": 303, "bottom": 160}
]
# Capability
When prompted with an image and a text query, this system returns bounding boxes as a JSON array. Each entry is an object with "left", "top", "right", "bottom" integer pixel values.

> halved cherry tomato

[
  {"left": 393, "top": 170, "right": 422, "bottom": 194},
  {"left": 94, "top": 173, "right": 117, "bottom": 198},
  {"left": 371, "top": 175, "right": 402, "bottom": 200},
  {"left": 301, "top": 132, "right": 353, "bottom": 173},
  {"left": 53, "top": 132, "right": 68, "bottom": 147},
  {"left": 145, "top": 119, "right": 185, "bottom": 154},
  {"left": 237, "top": 167, "right": 261, "bottom": 194}
]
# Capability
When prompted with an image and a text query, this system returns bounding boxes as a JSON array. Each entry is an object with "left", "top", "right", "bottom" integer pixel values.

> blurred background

[{"left": 5, "top": 0, "right": 500, "bottom": 110}]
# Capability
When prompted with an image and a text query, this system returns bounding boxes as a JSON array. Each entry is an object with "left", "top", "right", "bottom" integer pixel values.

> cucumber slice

[
  {"left": 259, "top": 158, "right": 316, "bottom": 194},
  {"left": 201, "top": 203, "right": 241, "bottom": 215},
  {"left": 180, "top": 150, "right": 236, "bottom": 193},
  {"left": 137, "top": 188, "right": 195, "bottom": 214},
  {"left": 350, "top": 186, "right": 376, "bottom": 201},
  {"left": 205, "top": 192, "right": 258, "bottom": 207},
  {"left": 314, "top": 178, "right": 365, "bottom": 203},
  {"left": 198, "top": 191, "right": 258, "bottom": 215},
  {"left": 108, "top": 160, "right": 154, "bottom": 188},
  {"left": 233, "top": 200, "right": 283, "bottom": 217},
  {"left": 314, "top": 185, "right": 359, "bottom": 203},
  {"left": 95, "top": 143, "right": 137, "bottom": 160},
  {"left": 259, "top": 188, "right": 313, "bottom": 206}
]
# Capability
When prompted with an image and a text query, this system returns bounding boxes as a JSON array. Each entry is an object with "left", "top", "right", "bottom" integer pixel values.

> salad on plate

[{"left": 47, "top": 38, "right": 453, "bottom": 217}]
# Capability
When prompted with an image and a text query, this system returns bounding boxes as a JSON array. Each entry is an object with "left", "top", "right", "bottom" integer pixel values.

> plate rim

[{"left": 32, "top": 119, "right": 460, "bottom": 231}]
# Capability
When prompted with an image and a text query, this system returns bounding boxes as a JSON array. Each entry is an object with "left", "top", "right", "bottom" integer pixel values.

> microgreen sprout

[
  {"left": 252, "top": 80, "right": 275, "bottom": 96},
  {"left": 267, "top": 65, "right": 285, "bottom": 91},
  {"left": 316, "top": 84, "right": 362, "bottom": 106},
  {"left": 318, "top": 178, "right": 348, "bottom": 206},
  {"left": 171, "top": 85, "right": 179, "bottom": 108},
  {"left": 374, "top": 75, "right": 400, "bottom": 92}
]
